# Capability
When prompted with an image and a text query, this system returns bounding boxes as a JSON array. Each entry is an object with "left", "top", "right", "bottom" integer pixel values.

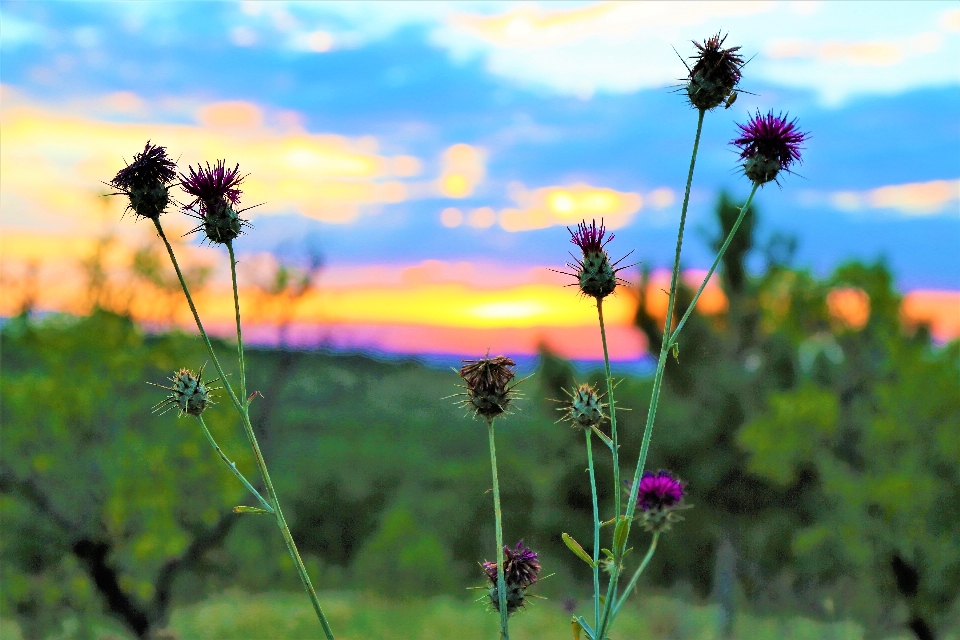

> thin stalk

[
  {"left": 226, "top": 241, "right": 247, "bottom": 403},
  {"left": 225, "top": 244, "right": 336, "bottom": 640},
  {"left": 597, "top": 108, "right": 706, "bottom": 640},
  {"left": 668, "top": 182, "right": 760, "bottom": 345},
  {"left": 610, "top": 533, "right": 659, "bottom": 623},
  {"left": 155, "top": 220, "right": 336, "bottom": 639},
  {"left": 585, "top": 430, "right": 601, "bottom": 630},
  {"left": 596, "top": 299, "right": 620, "bottom": 519},
  {"left": 196, "top": 415, "right": 274, "bottom": 513},
  {"left": 487, "top": 418, "right": 509, "bottom": 639},
  {"left": 152, "top": 220, "right": 240, "bottom": 413}
]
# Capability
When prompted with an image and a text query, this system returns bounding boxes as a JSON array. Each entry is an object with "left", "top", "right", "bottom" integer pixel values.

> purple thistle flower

[
  {"left": 563, "top": 219, "right": 631, "bottom": 300},
  {"left": 483, "top": 540, "right": 541, "bottom": 587},
  {"left": 635, "top": 470, "right": 684, "bottom": 511},
  {"left": 570, "top": 219, "right": 613, "bottom": 255},
  {"left": 627, "top": 470, "right": 691, "bottom": 533},
  {"left": 179, "top": 160, "right": 249, "bottom": 244},
  {"left": 686, "top": 33, "right": 745, "bottom": 111},
  {"left": 732, "top": 110, "right": 808, "bottom": 185},
  {"left": 179, "top": 160, "right": 245, "bottom": 214},
  {"left": 108, "top": 141, "right": 177, "bottom": 220}
]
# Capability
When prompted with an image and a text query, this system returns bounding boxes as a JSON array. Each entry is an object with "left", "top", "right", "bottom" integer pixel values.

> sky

[{"left": 1, "top": 1, "right": 958, "bottom": 362}]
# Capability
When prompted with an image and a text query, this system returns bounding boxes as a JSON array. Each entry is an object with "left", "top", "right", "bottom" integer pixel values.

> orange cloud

[
  {"left": 828, "top": 179, "right": 959, "bottom": 216},
  {"left": 768, "top": 32, "right": 944, "bottom": 67},
  {"left": 438, "top": 143, "right": 485, "bottom": 198},
  {"left": 499, "top": 182, "right": 642, "bottom": 232},
  {"left": 0, "top": 91, "right": 425, "bottom": 237},
  {"left": 452, "top": 2, "right": 772, "bottom": 49}
]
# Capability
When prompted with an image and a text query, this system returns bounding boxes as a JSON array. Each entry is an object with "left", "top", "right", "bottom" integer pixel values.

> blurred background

[{"left": 1, "top": 2, "right": 958, "bottom": 639}]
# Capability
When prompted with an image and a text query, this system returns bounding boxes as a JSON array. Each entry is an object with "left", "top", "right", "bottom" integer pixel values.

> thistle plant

[
  {"left": 554, "top": 34, "right": 807, "bottom": 640},
  {"left": 108, "top": 143, "right": 336, "bottom": 639},
  {"left": 457, "top": 355, "right": 530, "bottom": 639}
]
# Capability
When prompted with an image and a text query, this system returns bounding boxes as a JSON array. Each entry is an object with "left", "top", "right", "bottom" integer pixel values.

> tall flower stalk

[
  {"left": 458, "top": 355, "right": 530, "bottom": 638},
  {"left": 108, "top": 145, "right": 337, "bottom": 639},
  {"left": 556, "top": 35, "right": 807, "bottom": 640}
]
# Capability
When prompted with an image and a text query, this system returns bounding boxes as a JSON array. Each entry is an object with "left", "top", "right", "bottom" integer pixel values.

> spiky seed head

[
  {"left": 109, "top": 141, "right": 178, "bottom": 220},
  {"left": 561, "top": 383, "right": 606, "bottom": 430},
  {"left": 569, "top": 219, "right": 618, "bottom": 300},
  {"left": 626, "top": 469, "right": 691, "bottom": 533},
  {"left": 686, "top": 33, "right": 745, "bottom": 111},
  {"left": 732, "top": 111, "right": 808, "bottom": 185},
  {"left": 152, "top": 367, "right": 215, "bottom": 417},
  {"left": 179, "top": 160, "right": 248, "bottom": 244},
  {"left": 482, "top": 541, "right": 541, "bottom": 615},
  {"left": 458, "top": 354, "right": 519, "bottom": 420}
]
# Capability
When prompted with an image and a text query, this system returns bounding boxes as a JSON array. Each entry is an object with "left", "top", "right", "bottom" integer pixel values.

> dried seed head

[
  {"left": 482, "top": 541, "right": 541, "bottom": 615},
  {"left": 458, "top": 354, "right": 520, "bottom": 420},
  {"left": 150, "top": 367, "right": 218, "bottom": 417},
  {"left": 179, "top": 160, "right": 249, "bottom": 244},
  {"left": 626, "top": 470, "right": 691, "bottom": 533},
  {"left": 564, "top": 219, "right": 632, "bottom": 300},
  {"left": 685, "top": 33, "right": 745, "bottom": 111},
  {"left": 732, "top": 111, "right": 808, "bottom": 185},
  {"left": 559, "top": 383, "right": 607, "bottom": 430},
  {"left": 108, "top": 141, "right": 178, "bottom": 220}
]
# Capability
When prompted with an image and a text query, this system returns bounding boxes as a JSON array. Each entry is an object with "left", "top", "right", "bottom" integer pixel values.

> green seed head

[
  {"left": 202, "top": 199, "right": 244, "bottom": 244},
  {"left": 151, "top": 367, "right": 216, "bottom": 417},
  {"left": 578, "top": 251, "right": 617, "bottom": 299},
  {"left": 563, "top": 383, "right": 606, "bottom": 430}
]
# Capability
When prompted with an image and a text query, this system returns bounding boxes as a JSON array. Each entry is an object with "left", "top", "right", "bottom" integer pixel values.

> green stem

[
  {"left": 196, "top": 415, "right": 274, "bottom": 513},
  {"left": 610, "top": 533, "right": 659, "bottom": 623},
  {"left": 226, "top": 241, "right": 247, "bottom": 404},
  {"left": 668, "top": 182, "right": 760, "bottom": 346},
  {"left": 597, "top": 108, "right": 706, "bottom": 640},
  {"left": 585, "top": 429, "right": 601, "bottom": 630},
  {"left": 152, "top": 220, "right": 240, "bottom": 414},
  {"left": 596, "top": 299, "right": 620, "bottom": 519},
  {"left": 487, "top": 418, "right": 509, "bottom": 639},
  {"left": 155, "top": 220, "right": 336, "bottom": 639}
]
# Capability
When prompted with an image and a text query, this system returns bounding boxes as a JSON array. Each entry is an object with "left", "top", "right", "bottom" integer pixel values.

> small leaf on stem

[
  {"left": 233, "top": 506, "right": 270, "bottom": 514},
  {"left": 562, "top": 533, "right": 597, "bottom": 567}
]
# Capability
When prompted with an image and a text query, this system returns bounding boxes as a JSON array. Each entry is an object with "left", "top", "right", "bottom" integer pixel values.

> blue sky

[{"left": 2, "top": 0, "right": 959, "bottom": 291}]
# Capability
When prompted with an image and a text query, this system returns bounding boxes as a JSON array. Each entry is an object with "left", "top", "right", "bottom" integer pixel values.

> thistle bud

[
  {"left": 150, "top": 367, "right": 217, "bottom": 417},
  {"left": 567, "top": 219, "right": 627, "bottom": 300},
  {"left": 685, "top": 33, "right": 745, "bottom": 112},
  {"left": 626, "top": 470, "right": 691, "bottom": 533},
  {"left": 482, "top": 541, "right": 541, "bottom": 615},
  {"left": 179, "top": 160, "right": 249, "bottom": 244},
  {"left": 108, "top": 141, "right": 178, "bottom": 220},
  {"left": 559, "top": 383, "right": 607, "bottom": 430},
  {"left": 732, "top": 110, "right": 808, "bottom": 185},
  {"left": 458, "top": 355, "right": 520, "bottom": 420}
]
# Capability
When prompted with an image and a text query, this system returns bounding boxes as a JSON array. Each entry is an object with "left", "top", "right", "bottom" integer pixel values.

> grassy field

[{"left": 2, "top": 590, "right": 901, "bottom": 640}]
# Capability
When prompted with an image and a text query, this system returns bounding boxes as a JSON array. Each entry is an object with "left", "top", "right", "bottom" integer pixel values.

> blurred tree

[
  {"left": 619, "top": 192, "right": 959, "bottom": 638},
  {"left": 0, "top": 310, "right": 248, "bottom": 638}
]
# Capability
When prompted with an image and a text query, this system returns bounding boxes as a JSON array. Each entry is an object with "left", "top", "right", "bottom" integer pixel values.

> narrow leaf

[
  {"left": 574, "top": 616, "right": 596, "bottom": 640},
  {"left": 613, "top": 516, "right": 630, "bottom": 558},
  {"left": 562, "top": 533, "right": 597, "bottom": 568},
  {"left": 233, "top": 506, "right": 270, "bottom": 514}
]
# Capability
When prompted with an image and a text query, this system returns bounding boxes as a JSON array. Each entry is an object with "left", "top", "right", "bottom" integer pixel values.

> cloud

[
  {"left": 820, "top": 179, "right": 960, "bottom": 216},
  {"left": 425, "top": 1, "right": 959, "bottom": 104},
  {"left": 0, "top": 89, "right": 429, "bottom": 235},
  {"left": 437, "top": 143, "right": 486, "bottom": 198},
  {"left": 487, "top": 182, "right": 675, "bottom": 233}
]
